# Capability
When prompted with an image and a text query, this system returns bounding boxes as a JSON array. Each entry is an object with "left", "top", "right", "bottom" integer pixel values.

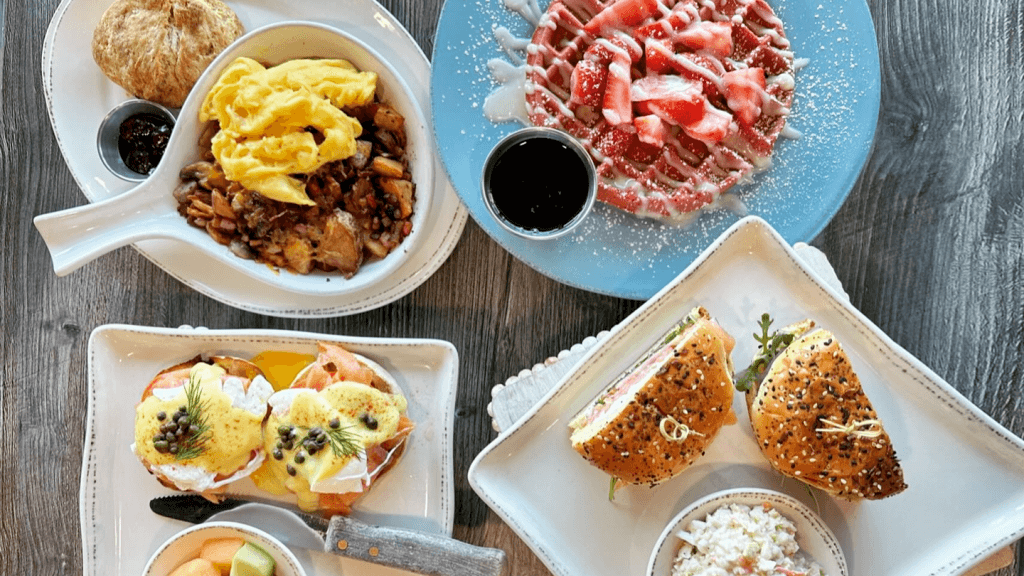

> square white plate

[
  {"left": 469, "top": 216, "right": 1024, "bottom": 576},
  {"left": 82, "top": 326, "right": 458, "bottom": 576}
]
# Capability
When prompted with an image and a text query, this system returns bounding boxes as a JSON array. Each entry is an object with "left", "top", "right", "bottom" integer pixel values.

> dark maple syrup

[{"left": 488, "top": 137, "right": 592, "bottom": 232}]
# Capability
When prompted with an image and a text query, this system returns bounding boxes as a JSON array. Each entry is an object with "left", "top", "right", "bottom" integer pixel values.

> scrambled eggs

[{"left": 200, "top": 57, "right": 378, "bottom": 205}]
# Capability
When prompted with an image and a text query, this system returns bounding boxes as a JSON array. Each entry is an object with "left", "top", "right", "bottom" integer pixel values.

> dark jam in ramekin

[{"left": 118, "top": 113, "right": 173, "bottom": 175}]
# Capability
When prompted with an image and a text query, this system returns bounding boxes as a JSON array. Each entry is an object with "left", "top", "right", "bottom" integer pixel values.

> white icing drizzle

[
  {"left": 484, "top": 0, "right": 805, "bottom": 222},
  {"left": 484, "top": 59, "right": 531, "bottom": 124}
]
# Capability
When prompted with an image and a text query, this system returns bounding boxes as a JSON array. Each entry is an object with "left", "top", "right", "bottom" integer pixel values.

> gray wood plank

[{"left": 3, "top": 0, "right": 1023, "bottom": 575}]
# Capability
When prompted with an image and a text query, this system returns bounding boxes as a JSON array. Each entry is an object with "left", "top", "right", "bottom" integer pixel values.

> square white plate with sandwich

[
  {"left": 469, "top": 215, "right": 1024, "bottom": 576},
  {"left": 82, "top": 326, "right": 458, "bottom": 576}
]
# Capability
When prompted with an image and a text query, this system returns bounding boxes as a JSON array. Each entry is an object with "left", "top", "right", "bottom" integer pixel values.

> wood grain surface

[{"left": 2, "top": 0, "right": 1022, "bottom": 575}]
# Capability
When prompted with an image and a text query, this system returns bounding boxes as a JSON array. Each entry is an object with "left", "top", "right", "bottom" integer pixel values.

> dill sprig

[
  {"left": 324, "top": 425, "right": 361, "bottom": 457},
  {"left": 174, "top": 374, "right": 212, "bottom": 461},
  {"left": 734, "top": 313, "right": 796, "bottom": 392}
]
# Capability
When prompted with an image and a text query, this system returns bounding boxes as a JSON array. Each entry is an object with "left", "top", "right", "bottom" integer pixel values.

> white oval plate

[
  {"left": 41, "top": 0, "right": 466, "bottom": 317},
  {"left": 647, "top": 488, "right": 847, "bottom": 576}
]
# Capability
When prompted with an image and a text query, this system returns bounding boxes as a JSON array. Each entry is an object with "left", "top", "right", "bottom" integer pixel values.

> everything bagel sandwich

[
  {"left": 133, "top": 356, "right": 274, "bottom": 500},
  {"left": 737, "top": 315, "right": 908, "bottom": 500},
  {"left": 251, "top": 342, "right": 414, "bottom": 515},
  {"left": 569, "top": 307, "right": 736, "bottom": 496}
]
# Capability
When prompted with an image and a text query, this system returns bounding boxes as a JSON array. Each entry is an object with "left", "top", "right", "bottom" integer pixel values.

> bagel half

[
  {"left": 133, "top": 355, "right": 274, "bottom": 500},
  {"left": 743, "top": 319, "right": 908, "bottom": 500},
  {"left": 251, "top": 342, "right": 414, "bottom": 515},
  {"left": 569, "top": 307, "right": 736, "bottom": 490}
]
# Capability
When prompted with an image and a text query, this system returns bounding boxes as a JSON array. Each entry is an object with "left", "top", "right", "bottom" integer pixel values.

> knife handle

[{"left": 324, "top": 515, "right": 509, "bottom": 576}]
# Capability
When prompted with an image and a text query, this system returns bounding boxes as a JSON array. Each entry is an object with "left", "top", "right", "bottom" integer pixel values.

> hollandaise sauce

[
  {"left": 135, "top": 363, "right": 267, "bottom": 477},
  {"left": 252, "top": 381, "right": 408, "bottom": 512}
]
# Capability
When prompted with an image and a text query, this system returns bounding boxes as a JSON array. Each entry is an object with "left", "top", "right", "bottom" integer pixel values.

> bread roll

[
  {"left": 92, "top": 0, "right": 244, "bottom": 107},
  {"left": 569, "top": 307, "right": 735, "bottom": 487},
  {"left": 745, "top": 323, "right": 908, "bottom": 499}
]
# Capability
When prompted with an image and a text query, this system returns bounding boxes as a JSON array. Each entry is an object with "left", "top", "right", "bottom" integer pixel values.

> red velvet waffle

[{"left": 525, "top": 0, "right": 795, "bottom": 220}]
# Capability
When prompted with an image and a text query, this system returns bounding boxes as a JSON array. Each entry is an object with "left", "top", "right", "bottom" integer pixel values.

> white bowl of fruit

[{"left": 141, "top": 521, "right": 306, "bottom": 576}]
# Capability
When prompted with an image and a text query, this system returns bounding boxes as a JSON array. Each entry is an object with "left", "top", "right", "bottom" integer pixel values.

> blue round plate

[{"left": 431, "top": 0, "right": 880, "bottom": 300}]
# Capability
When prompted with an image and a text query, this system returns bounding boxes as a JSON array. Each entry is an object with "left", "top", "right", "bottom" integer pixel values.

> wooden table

[{"left": 3, "top": 0, "right": 1022, "bottom": 575}]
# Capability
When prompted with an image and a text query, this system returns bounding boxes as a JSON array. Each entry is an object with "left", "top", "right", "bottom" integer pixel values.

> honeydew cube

[
  {"left": 199, "top": 537, "right": 245, "bottom": 574},
  {"left": 169, "top": 558, "right": 220, "bottom": 576},
  {"left": 229, "top": 542, "right": 276, "bottom": 576}
]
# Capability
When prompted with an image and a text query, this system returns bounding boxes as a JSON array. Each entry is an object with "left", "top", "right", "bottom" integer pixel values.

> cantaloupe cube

[
  {"left": 168, "top": 558, "right": 220, "bottom": 576},
  {"left": 199, "top": 538, "right": 245, "bottom": 575}
]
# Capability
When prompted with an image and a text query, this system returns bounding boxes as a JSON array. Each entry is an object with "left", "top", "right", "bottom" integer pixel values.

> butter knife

[{"left": 150, "top": 495, "right": 508, "bottom": 576}]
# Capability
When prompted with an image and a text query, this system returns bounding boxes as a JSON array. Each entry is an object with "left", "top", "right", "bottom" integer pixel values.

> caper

[
  {"left": 273, "top": 449, "right": 284, "bottom": 460},
  {"left": 154, "top": 440, "right": 170, "bottom": 453},
  {"left": 294, "top": 451, "right": 306, "bottom": 464},
  {"left": 156, "top": 411, "right": 167, "bottom": 421},
  {"left": 169, "top": 444, "right": 179, "bottom": 454},
  {"left": 189, "top": 424, "right": 200, "bottom": 435},
  {"left": 329, "top": 418, "right": 340, "bottom": 429},
  {"left": 278, "top": 424, "right": 291, "bottom": 436},
  {"left": 286, "top": 465, "right": 296, "bottom": 476},
  {"left": 360, "top": 413, "right": 378, "bottom": 430}
]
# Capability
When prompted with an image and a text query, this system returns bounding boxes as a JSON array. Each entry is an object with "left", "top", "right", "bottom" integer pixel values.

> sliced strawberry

[
  {"left": 682, "top": 103, "right": 731, "bottom": 143},
  {"left": 583, "top": 39, "right": 614, "bottom": 65},
  {"left": 634, "top": 114, "right": 669, "bottom": 146},
  {"left": 633, "top": 1, "right": 697, "bottom": 42},
  {"left": 666, "top": 0, "right": 699, "bottom": 30},
  {"left": 602, "top": 49, "right": 633, "bottom": 126},
  {"left": 593, "top": 125, "right": 634, "bottom": 157},
  {"left": 746, "top": 43, "right": 790, "bottom": 75},
  {"left": 730, "top": 20, "right": 762, "bottom": 60},
  {"left": 743, "top": 0, "right": 785, "bottom": 35},
  {"left": 633, "top": 20, "right": 670, "bottom": 42},
  {"left": 670, "top": 52, "right": 723, "bottom": 101},
  {"left": 644, "top": 38, "right": 674, "bottom": 74},
  {"left": 722, "top": 67, "right": 766, "bottom": 125},
  {"left": 676, "top": 21, "right": 733, "bottom": 59},
  {"left": 583, "top": 34, "right": 642, "bottom": 66},
  {"left": 569, "top": 59, "right": 608, "bottom": 108},
  {"left": 631, "top": 74, "right": 705, "bottom": 127},
  {"left": 584, "top": 0, "right": 662, "bottom": 35}
]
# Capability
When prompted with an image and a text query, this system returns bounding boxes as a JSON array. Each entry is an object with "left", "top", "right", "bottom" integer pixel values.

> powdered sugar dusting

[{"left": 431, "top": 0, "right": 879, "bottom": 297}]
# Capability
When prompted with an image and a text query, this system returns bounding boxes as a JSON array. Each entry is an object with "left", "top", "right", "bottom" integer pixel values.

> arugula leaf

[{"left": 734, "top": 313, "right": 795, "bottom": 392}]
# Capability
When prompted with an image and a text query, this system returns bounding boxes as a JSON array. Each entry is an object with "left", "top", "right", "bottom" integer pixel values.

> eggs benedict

[
  {"left": 134, "top": 356, "right": 274, "bottom": 500},
  {"left": 251, "top": 342, "right": 414, "bottom": 515}
]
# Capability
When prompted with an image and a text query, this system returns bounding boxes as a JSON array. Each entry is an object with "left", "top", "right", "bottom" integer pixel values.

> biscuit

[{"left": 92, "top": 0, "right": 245, "bottom": 108}]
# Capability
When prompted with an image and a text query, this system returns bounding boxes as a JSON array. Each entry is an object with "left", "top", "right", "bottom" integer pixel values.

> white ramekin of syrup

[{"left": 481, "top": 127, "right": 596, "bottom": 240}]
